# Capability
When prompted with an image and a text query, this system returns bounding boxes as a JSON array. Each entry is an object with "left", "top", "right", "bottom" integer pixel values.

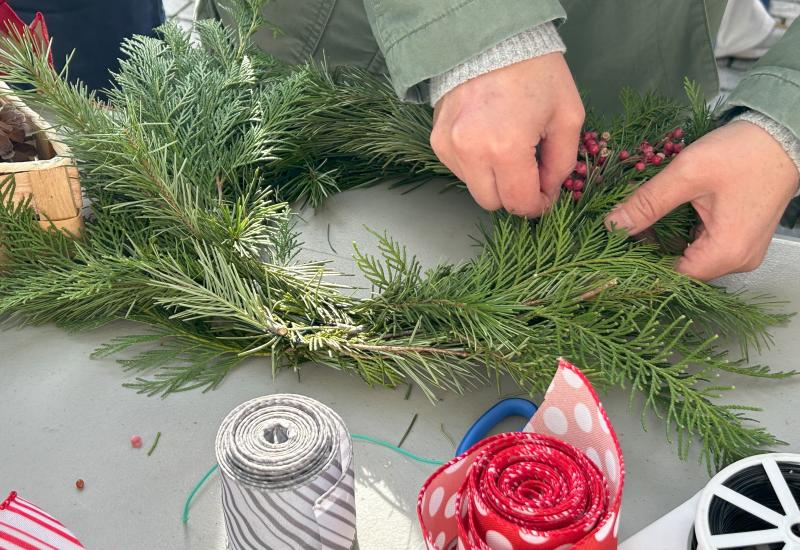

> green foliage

[{"left": 0, "top": 0, "right": 792, "bottom": 472}]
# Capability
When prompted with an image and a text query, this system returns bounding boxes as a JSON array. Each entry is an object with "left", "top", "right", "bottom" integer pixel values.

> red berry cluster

[
  {"left": 620, "top": 127, "right": 685, "bottom": 172},
  {"left": 562, "top": 130, "right": 612, "bottom": 200},
  {"left": 578, "top": 130, "right": 611, "bottom": 165},
  {"left": 561, "top": 127, "right": 686, "bottom": 201}
]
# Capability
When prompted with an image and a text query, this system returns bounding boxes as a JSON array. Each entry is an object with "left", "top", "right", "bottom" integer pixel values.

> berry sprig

[
  {"left": 563, "top": 126, "right": 687, "bottom": 201},
  {"left": 619, "top": 127, "right": 685, "bottom": 172},
  {"left": 562, "top": 129, "right": 612, "bottom": 201}
]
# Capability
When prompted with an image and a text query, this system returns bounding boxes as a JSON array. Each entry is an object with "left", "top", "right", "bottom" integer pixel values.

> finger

[
  {"left": 675, "top": 232, "right": 741, "bottom": 281},
  {"left": 441, "top": 147, "right": 502, "bottom": 211},
  {"left": 538, "top": 122, "right": 581, "bottom": 200},
  {"left": 604, "top": 166, "right": 700, "bottom": 235},
  {"left": 430, "top": 122, "right": 466, "bottom": 180},
  {"left": 459, "top": 162, "right": 503, "bottom": 211},
  {"left": 493, "top": 146, "right": 549, "bottom": 217}
]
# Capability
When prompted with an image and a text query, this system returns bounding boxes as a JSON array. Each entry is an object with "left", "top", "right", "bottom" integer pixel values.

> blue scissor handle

[{"left": 455, "top": 398, "right": 538, "bottom": 456}]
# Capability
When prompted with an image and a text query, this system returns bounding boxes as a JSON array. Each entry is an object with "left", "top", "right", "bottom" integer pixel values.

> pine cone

[
  {"left": 0, "top": 103, "right": 34, "bottom": 161},
  {"left": 0, "top": 132, "right": 13, "bottom": 160}
]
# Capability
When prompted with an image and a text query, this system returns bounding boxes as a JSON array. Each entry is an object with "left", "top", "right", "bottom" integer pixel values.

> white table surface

[{"left": 2, "top": 181, "right": 799, "bottom": 550}]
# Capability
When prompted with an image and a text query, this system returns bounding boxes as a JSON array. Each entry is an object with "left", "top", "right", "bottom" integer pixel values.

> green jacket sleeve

[
  {"left": 362, "top": 0, "right": 566, "bottom": 102},
  {"left": 719, "top": 17, "right": 800, "bottom": 139}
]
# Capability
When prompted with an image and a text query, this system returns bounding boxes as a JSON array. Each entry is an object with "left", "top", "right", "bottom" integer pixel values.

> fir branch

[{"left": 0, "top": 0, "right": 792, "bottom": 472}]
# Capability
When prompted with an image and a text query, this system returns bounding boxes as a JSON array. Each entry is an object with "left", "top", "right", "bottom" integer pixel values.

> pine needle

[
  {"left": 147, "top": 431, "right": 162, "bottom": 456},
  {"left": 397, "top": 413, "right": 418, "bottom": 448},
  {"left": 440, "top": 423, "right": 456, "bottom": 448}
]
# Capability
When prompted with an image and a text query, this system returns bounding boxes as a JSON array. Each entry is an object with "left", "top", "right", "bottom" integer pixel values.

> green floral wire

[
  {"left": 351, "top": 433, "right": 445, "bottom": 466},
  {"left": 182, "top": 463, "right": 220, "bottom": 524},
  {"left": 182, "top": 434, "right": 446, "bottom": 523}
]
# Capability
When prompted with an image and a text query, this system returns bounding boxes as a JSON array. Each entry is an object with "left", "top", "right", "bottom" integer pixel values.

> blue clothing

[{"left": 11, "top": 0, "right": 165, "bottom": 92}]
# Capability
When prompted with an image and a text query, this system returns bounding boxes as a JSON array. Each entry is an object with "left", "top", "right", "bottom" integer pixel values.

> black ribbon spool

[{"left": 690, "top": 459, "right": 800, "bottom": 549}]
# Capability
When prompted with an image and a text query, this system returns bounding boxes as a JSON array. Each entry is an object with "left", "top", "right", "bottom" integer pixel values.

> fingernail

[{"left": 605, "top": 206, "right": 635, "bottom": 233}]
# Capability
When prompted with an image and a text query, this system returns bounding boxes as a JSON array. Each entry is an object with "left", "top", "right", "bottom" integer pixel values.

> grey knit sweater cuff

[
  {"left": 733, "top": 110, "right": 800, "bottom": 187},
  {"left": 429, "top": 22, "right": 566, "bottom": 106}
]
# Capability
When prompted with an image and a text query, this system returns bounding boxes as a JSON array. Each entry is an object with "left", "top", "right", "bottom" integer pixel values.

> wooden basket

[{"left": 0, "top": 79, "right": 82, "bottom": 236}]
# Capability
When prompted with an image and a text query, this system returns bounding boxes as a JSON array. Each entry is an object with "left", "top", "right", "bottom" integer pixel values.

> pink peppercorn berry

[
  {"left": 618, "top": 150, "right": 630, "bottom": 160},
  {"left": 572, "top": 191, "right": 583, "bottom": 201},
  {"left": 635, "top": 161, "right": 646, "bottom": 172},
  {"left": 131, "top": 435, "right": 143, "bottom": 448},
  {"left": 575, "top": 161, "right": 587, "bottom": 176}
]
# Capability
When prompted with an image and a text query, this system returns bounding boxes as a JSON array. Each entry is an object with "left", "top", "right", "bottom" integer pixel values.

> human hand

[
  {"left": 430, "top": 52, "right": 584, "bottom": 217},
  {"left": 605, "top": 121, "right": 799, "bottom": 280}
]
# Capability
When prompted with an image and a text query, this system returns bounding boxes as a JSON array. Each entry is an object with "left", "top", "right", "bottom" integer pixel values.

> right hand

[
  {"left": 430, "top": 52, "right": 585, "bottom": 217},
  {"left": 605, "top": 121, "right": 799, "bottom": 280}
]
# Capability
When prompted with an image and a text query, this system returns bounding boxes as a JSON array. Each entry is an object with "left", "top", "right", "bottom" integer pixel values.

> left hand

[
  {"left": 430, "top": 53, "right": 584, "bottom": 217},
  {"left": 604, "top": 120, "right": 799, "bottom": 280}
]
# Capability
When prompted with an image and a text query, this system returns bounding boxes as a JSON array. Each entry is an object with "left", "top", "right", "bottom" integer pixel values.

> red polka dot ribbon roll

[{"left": 418, "top": 360, "right": 624, "bottom": 550}]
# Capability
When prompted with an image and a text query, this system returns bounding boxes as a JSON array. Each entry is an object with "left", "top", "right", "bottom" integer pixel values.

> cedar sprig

[{"left": 0, "top": 0, "right": 792, "bottom": 472}]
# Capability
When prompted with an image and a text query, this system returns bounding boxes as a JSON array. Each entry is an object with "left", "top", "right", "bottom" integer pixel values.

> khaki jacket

[{"left": 196, "top": 0, "right": 799, "bottom": 137}]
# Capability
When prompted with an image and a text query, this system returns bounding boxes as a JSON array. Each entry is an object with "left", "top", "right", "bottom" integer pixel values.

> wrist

[
  {"left": 732, "top": 111, "right": 800, "bottom": 190},
  {"left": 429, "top": 22, "right": 565, "bottom": 107}
]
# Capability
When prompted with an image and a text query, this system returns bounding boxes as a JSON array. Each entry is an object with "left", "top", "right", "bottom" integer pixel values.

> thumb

[
  {"left": 605, "top": 169, "right": 697, "bottom": 235},
  {"left": 674, "top": 231, "right": 735, "bottom": 281}
]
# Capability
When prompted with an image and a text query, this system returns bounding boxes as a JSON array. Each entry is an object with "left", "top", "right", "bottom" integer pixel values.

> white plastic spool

[{"left": 695, "top": 453, "right": 800, "bottom": 550}]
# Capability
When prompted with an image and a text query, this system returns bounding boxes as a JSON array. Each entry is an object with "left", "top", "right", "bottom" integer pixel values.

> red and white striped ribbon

[{"left": 0, "top": 491, "right": 84, "bottom": 549}]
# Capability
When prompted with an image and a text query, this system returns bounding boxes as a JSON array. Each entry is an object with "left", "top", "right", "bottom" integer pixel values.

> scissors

[{"left": 455, "top": 397, "right": 538, "bottom": 456}]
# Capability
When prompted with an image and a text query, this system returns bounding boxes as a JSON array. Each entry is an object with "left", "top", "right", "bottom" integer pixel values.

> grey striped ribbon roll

[{"left": 215, "top": 394, "right": 357, "bottom": 550}]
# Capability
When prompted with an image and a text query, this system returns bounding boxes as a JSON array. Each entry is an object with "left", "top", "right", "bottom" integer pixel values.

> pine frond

[{"left": 0, "top": 0, "right": 791, "bottom": 471}]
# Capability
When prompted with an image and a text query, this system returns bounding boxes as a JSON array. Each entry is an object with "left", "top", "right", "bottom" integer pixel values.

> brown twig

[{"left": 579, "top": 278, "right": 619, "bottom": 301}]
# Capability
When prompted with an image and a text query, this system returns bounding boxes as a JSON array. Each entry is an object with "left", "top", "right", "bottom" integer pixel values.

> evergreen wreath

[{"left": 0, "top": 0, "right": 793, "bottom": 471}]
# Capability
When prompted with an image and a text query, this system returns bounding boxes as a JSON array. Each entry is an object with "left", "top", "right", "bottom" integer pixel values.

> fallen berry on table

[
  {"left": 75, "top": 479, "right": 84, "bottom": 490},
  {"left": 131, "top": 435, "right": 143, "bottom": 448}
]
